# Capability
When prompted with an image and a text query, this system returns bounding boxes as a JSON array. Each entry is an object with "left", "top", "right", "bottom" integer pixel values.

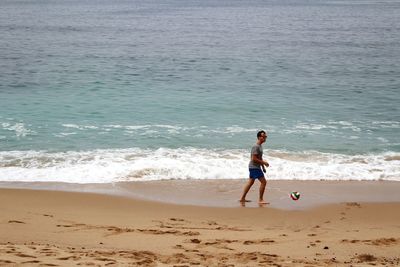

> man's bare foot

[
  {"left": 239, "top": 199, "right": 251, "bottom": 203},
  {"left": 259, "top": 200, "right": 269, "bottom": 205}
]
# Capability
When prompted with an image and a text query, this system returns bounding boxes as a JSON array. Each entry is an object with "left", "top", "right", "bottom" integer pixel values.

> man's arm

[{"left": 251, "top": 154, "right": 269, "bottom": 167}]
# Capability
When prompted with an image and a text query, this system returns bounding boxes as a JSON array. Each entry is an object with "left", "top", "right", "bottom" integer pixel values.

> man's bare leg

[
  {"left": 258, "top": 177, "right": 269, "bottom": 204},
  {"left": 239, "top": 178, "right": 255, "bottom": 202}
]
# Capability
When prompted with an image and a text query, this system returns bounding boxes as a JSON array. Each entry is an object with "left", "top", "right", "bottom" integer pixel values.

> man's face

[{"left": 259, "top": 133, "right": 267, "bottom": 143}]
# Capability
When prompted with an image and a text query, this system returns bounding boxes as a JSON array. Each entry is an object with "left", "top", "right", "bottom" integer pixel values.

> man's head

[{"left": 257, "top": 130, "right": 267, "bottom": 143}]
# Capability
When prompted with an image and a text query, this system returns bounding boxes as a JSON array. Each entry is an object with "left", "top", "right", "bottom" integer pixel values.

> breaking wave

[{"left": 0, "top": 148, "right": 399, "bottom": 183}]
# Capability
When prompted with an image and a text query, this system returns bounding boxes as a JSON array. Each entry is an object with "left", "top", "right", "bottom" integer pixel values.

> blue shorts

[{"left": 249, "top": 168, "right": 264, "bottom": 179}]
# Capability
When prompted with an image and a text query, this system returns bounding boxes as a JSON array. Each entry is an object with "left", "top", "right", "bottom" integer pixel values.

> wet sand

[
  {"left": 1, "top": 181, "right": 400, "bottom": 266},
  {"left": 1, "top": 180, "right": 400, "bottom": 209}
]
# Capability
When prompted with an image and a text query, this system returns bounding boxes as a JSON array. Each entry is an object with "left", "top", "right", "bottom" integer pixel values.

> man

[{"left": 240, "top": 130, "right": 269, "bottom": 204}]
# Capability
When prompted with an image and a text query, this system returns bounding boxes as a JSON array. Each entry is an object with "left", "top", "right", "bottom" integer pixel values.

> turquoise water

[{"left": 0, "top": 0, "right": 399, "bottom": 182}]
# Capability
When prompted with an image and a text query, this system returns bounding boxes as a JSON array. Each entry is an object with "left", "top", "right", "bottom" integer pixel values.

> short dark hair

[{"left": 257, "top": 130, "right": 266, "bottom": 138}]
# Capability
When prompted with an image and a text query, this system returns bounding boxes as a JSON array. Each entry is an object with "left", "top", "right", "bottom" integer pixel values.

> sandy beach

[{"left": 1, "top": 182, "right": 400, "bottom": 266}]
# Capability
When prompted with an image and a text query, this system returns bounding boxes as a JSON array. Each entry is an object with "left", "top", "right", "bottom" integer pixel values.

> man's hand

[{"left": 264, "top": 161, "right": 269, "bottom": 168}]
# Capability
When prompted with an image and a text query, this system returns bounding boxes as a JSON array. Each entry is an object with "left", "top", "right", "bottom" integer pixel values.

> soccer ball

[{"left": 290, "top": 191, "right": 300, "bottom": 201}]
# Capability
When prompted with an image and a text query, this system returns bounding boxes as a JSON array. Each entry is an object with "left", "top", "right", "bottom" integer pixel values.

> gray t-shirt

[{"left": 248, "top": 143, "right": 263, "bottom": 169}]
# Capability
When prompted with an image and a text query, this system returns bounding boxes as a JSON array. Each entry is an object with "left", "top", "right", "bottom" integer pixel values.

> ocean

[{"left": 1, "top": 0, "right": 399, "bottom": 183}]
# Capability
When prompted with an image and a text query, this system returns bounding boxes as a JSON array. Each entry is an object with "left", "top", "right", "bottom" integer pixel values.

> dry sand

[{"left": 1, "top": 184, "right": 400, "bottom": 266}]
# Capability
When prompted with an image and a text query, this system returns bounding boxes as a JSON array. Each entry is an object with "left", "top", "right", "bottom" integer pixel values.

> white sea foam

[
  {"left": 59, "top": 123, "right": 262, "bottom": 135},
  {"left": 377, "top": 137, "right": 389, "bottom": 143},
  {"left": 62, "top": 124, "right": 98, "bottom": 130},
  {"left": 51, "top": 122, "right": 400, "bottom": 141},
  {"left": 1, "top": 122, "right": 36, "bottom": 137},
  {"left": 224, "top": 126, "right": 258, "bottom": 133},
  {"left": 294, "top": 121, "right": 362, "bottom": 132},
  {"left": 349, "top": 136, "right": 359, "bottom": 139},
  {"left": 371, "top": 121, "right": 400, "bottom": 128},
  {"left": 54, "top": 132, "right": 78, "bottom": 137},
  {"left": 0, "top": 148, "right": 399, "bottom": 183},
  {"left": 295, "top": 123, "right": 336, "bottom": 130},
  {"left": 328, "top": 120, "right": 353, "bottom": 126}
]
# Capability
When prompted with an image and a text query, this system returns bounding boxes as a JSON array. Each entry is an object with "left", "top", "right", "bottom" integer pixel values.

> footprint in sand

[
  {"left": 342, "top": 238, "right": 399, "bottom": 246},
  {"left": 22, "top": 260, "right": 41, "bottom": 264},
  {"left": 243, "top": 238, "right": 275, "bottom": 245},
  {"left": 0, "top": 260, "right": 15, "bottom": 264},
  {"left": 58, "top": 256, "right": 81, "bottom": 261},
  {"left": 8, "top": 220, "right": 25, "bottom": 224},
  {"left": 346, "top": 202, "right": 361, "bottom": 208},
  {"left": 356, "top": 253, "right": 377, "bottom": 262},
  {"left": 137, "top": 228, "right": 200, "bottom": 236},
  {"left": 169, "top": 218, "right": 185, "bottom": 222},
  {"left": 15, "top": 252, "right": 37, "bottom": 258},
  {"left": 56, "top": 223, "right": 86, "bottom": 228},
  {"left": 191, "top": 239, "right": 239, "bottom": 251},
  {"left": 341, "top": 239, "right": 360, "bottom": 244},
  {"left": 368, "top": 238, "right": 398, "bottom": 246}
]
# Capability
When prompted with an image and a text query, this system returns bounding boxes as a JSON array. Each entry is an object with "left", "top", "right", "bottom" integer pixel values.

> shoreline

[
  {"left": 1, "top": 179, "right": 400, "bottom": 210},
  {"left": 1, "top": 187, "right": 399, "bottom": 266}
]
